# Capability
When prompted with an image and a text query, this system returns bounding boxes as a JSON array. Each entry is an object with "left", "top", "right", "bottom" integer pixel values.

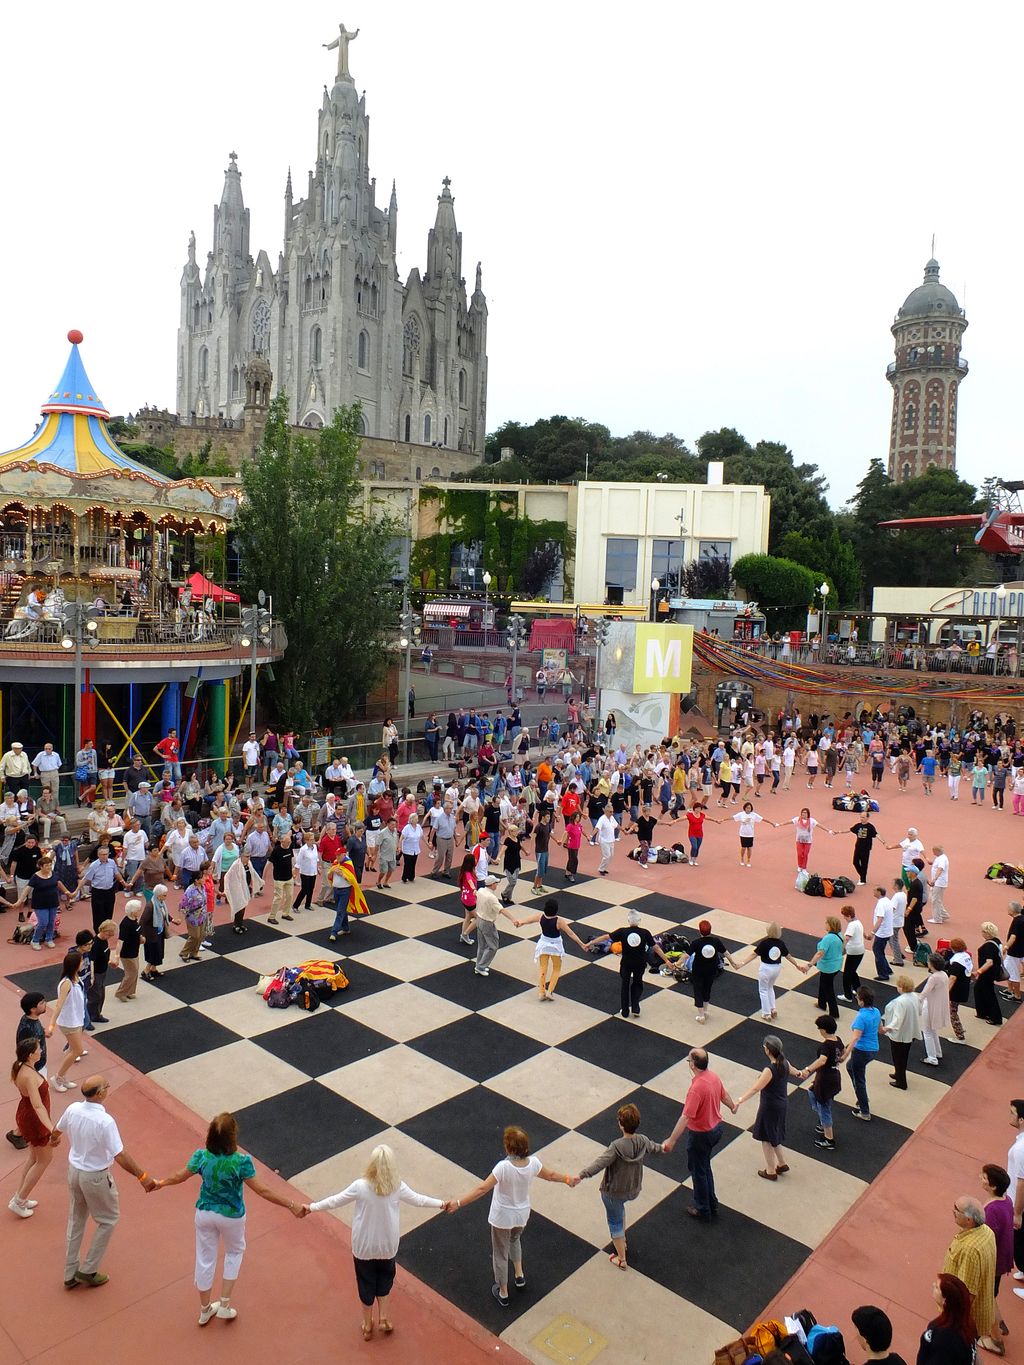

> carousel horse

[{"left": 6, "top": 587, "right": 66, "bottom": 639}]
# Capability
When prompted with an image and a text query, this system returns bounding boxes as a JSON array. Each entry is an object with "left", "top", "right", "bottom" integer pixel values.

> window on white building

[{"left": 605, "top": 539, "right": 638, "bottom": 591}]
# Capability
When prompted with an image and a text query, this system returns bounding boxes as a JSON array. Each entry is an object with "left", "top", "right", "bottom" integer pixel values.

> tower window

[
  {"left": 423, "top": 414, "right": 432, "bottom": 443},
  {"left": 311, "top": 326, "right": 322, "bottom": 366},
  {"left": 198, "top": 347, "right": 209, "bottom": 382},
  {"left": 903, "top": 402, "right": 915, "bottom": 431},
  {"left": 458, "top": 369, "right": 467, "bottom": 404},
  {"left": 357, "top": 330, "right": 369, "bottom": 371},
  {"left": 404, "top": 414, "right": 411, "bottom": 442},
  {"left": 929, "top": 401, "right": 940, "bottom": 430},
  {"left": 402, "top": 317, "right": 421, "bottom": 376},
  {"left": 902, "top": 462, "right": 912, "bottom": 481}
]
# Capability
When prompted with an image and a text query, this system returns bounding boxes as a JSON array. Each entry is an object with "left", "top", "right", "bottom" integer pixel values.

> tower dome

[{"left": 897, "top": 258, "right": 962, "bottom": 319}]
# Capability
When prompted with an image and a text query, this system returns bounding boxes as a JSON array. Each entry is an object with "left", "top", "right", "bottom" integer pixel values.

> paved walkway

[{"left": 1, "top": 763, "right": 1021, "bottom": 1362}]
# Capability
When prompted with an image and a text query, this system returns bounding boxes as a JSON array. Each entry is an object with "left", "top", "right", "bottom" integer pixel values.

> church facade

[{"left": 175, "top": 28, "right": 488, "bottom": 457}]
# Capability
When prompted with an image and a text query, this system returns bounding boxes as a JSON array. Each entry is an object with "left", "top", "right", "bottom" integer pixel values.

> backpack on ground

[
  {"left": 748, "top": 1321, "right": 785, "bottom": 1356},
  {"left": 913, "top": 941, "right": 932, "bottom": 967},
  {"left": 266, "top": 985, "right": 290, "bottom": 1008},
  {"left": 803, "top": 874, "right": 823, "bottom": 896},
  {"left": 806, "top": 1325, "right": 849, "bottom": 1365},
  {"left": 290, "top": 979, "right": 321, "bottom": 1011},
  {"left": 656, "top": 848, "right": 672, "bottom": 864}
]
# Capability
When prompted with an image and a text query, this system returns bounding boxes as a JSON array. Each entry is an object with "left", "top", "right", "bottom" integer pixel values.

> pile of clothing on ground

[{"left": 257, "top": 959, "right": 349, "bottom": 1011}]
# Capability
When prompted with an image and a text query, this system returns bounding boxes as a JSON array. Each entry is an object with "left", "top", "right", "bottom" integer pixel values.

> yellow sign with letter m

[{"left": 632, "top": 623, "right": 694, "bottom": 693}]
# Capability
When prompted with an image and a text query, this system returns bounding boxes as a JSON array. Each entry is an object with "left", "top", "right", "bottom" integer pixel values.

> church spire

[
  {"left": 387, "top": 178, "right": 398, "bottom": 248},
  {"left": 213, "top": 151, "right": 250, "bottom": 263},
  {"left": 426, "top": 176, "right": 462, "bottom": 285}
]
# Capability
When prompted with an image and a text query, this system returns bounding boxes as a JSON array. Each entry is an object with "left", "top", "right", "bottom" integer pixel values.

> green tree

[
  {"left": 841, "top": 460, "right": 983, "bottom": 591},
  {"left": 732, "top": 553, "right": 828, "bottom": 630},
  {"left": 234, "top": 396, "right": 402, "bottom": 727},
  {"left": 719, "top": 438, "right": 834, "bottom": 551},
  {"left": 776, "top": 527, "right": 861, "bottom": 605}
]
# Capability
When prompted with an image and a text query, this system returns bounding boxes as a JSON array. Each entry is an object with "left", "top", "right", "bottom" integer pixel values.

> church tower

[
  {"left": 886, "top": 257, "right": 968, "bottom": 483},
  {"left": 176, "top": 29, "right": 488, "bottom": 454}
]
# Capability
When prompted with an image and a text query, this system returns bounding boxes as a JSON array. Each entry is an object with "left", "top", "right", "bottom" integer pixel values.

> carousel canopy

[
  {"left": 0, "top": 331, "right": 238, "bottom": 528},
  {"left": 0, "top": 330, "right": 168, "bottom": 480}
]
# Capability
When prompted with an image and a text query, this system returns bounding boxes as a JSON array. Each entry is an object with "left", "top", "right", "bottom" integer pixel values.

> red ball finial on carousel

[{"left": 67, "top": 329, "right": 84, "bottom": 345}]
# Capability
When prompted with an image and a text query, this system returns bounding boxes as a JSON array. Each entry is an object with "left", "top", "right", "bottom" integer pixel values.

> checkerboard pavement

[{"left": 8, "top": 871, "right": 1002, "bottom": 1362}]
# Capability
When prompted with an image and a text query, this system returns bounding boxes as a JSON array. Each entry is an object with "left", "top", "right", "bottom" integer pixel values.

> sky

[{"left": 1, "top": 1, "right": 1019, "bottom": 507}]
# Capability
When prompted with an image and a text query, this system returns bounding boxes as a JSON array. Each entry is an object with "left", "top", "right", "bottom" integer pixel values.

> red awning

[
  {"left": 529, "top": 617, "right": 576, "bottom": 652},
  {"left": 180, "top": 572, "right": 240, "bottom": 604},
  {"left": 424, "top": 602, "right": 471, "bottom": 619}
]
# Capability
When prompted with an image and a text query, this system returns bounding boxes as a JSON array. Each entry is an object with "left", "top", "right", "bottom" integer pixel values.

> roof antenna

[{"left": 931, "top": 232, "right": 936, "bottom": 258}]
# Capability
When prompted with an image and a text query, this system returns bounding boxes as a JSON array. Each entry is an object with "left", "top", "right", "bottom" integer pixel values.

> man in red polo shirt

[
  {"left": 153, "top": 728, "right": 181, "bottom": 783},
  {"left": 560, "top": 783, "right": 581, "bottom": 823},
  {"left": 663, "top": 1048, "right": 737, "bottom": 1221},
  {"left": 317, "top": 821, "right": 344, "bottom": 905}
]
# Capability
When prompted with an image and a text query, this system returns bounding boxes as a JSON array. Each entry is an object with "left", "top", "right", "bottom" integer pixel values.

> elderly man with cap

[
  {"left": 585, "top": 910, "right": 672, "bottom": 1018},
  {"left": 126, "top": 780, "right": 154, "bottom": 835},
  {"left": 471, "top": 874, "right": 518, "bottom": 976},
  {"left": 55, "top": 1072, "right": 156, "bottom": 1288},
  {"left": 0, "top": 741, "right": 31, "bottom": 794}
]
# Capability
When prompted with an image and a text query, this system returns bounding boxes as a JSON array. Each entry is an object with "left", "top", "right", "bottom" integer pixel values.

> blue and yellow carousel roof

[{"left": 0, "top": 330, "right": 169, "bottom": 482}]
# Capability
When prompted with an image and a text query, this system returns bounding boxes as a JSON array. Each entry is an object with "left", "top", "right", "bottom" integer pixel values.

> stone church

[{"left": 175, "top": 26, "right": 488, "bottom": 457}]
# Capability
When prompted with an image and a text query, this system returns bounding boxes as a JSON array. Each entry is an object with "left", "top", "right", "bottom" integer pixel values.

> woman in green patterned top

[{"left": 153, "top": 1112, "right": 304, "bottom": 1325}]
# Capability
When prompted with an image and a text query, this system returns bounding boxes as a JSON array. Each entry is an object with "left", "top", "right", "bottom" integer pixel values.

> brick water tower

[{"left": 886, "top": 257, "right": 968, "bottom": 483}]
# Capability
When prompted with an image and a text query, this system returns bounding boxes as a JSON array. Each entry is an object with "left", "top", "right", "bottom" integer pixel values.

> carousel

[{"left": 0, "top": 331, "right": 277, "bottom": 771}]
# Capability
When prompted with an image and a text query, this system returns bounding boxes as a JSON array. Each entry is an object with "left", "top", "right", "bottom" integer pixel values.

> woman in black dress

[
  {"left": 734, "top": 1035, "right": 800, "bottom": 1180},
  {"left": 688, "top": 919, "right": 739, "bottom": 1024},
  {"left": 974, "top": 922, "right": 1004, "bottom": 1027}
]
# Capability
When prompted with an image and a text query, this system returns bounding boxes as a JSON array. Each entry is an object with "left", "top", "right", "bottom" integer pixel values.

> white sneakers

[
  {"left": 198, "top": 1301, "right": 219, "bottom": 1326},
  {"left": 8, "top": 1196, "right": 33, "bottom": 1218}
]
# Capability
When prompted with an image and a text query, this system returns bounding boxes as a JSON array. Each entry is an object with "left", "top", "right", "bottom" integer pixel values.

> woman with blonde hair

[
  {"left": 974, "top": 922, "right": 1005, "bottom": 1026},
  {"left": 304, "top": 1144, "right": 446, "bottom": 1340},
  {"left": 153, "top": 1112, "right": 303, "bottom": 1325},
  {"left": 880, "top": 975, "right": 922, "bottom": 1089},
  {"left": 735, "top": 922, "right": 807, "bottom": 1020}
]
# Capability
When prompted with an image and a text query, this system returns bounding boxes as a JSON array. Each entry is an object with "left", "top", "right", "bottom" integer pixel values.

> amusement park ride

[{"left": 879, "top": 478, "right": 1024, "bottom": 577}]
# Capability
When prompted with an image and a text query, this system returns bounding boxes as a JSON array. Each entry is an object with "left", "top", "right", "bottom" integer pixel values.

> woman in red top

[
  {"left": 685, "top": 803, "right": 721, "bottom": 867},
  {"left": 561, "top": 813, "right": 583, "bottom": 883},
  {"left": 458, "top": 852, "right": 478, "bottom": 946},
  {"left": 395, "top": 791, "right": 417, "bottom": 833},
  {"left": 9, "top": 1037, "right": 57, "bottom": 1217}
]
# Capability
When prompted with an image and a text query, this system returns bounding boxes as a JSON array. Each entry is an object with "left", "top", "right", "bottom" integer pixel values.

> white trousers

[
  {"left": 758, "top": 962, "right": 782, "bottom": 1015},
  {"left": 598, "top": 840, "right": 615, "bottom": 872},
  {"left": 194, "top": 1208, "right": 247, "bottom": 1291}
]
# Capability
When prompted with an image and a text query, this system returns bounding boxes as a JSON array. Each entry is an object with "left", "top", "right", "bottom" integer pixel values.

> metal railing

[
  {"left": 0, "top": 617, "right": 286, "bottom": 654},
  {"left": 741, "top": 638, "right": 1020, "bottom": 675}
]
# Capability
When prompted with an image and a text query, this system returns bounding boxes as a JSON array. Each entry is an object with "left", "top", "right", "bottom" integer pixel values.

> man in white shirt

[
  {"left": 927, "top": 845, "right": 951, "bottom": 924},
  {"left": 595, "top": 806, "right": 619, "bottom": 876},
  {"left": 889, "top": 878, "right": 908, "bottom": 966},
  {"left": 890, "top": 827, "right": 924, "bottom": 882},
  {"left": 56, "top": 1074, "right": 155, "bottom": 1288},
  {"left": 121, "top": 820, "right": 149, "bottom": 882},
  {"left": 867, "top": 887, "right": 894, "bottom": 982},
  {"left": 241, "top": 732, "right": 261, "bottom": 783}
]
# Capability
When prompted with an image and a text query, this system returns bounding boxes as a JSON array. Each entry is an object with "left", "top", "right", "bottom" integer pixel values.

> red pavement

[{"left": 0, "top": 765, "right": 1019, "bottom": 1362}]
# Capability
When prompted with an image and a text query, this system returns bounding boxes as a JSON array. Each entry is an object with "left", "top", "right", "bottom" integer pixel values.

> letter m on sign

[{"left": 633, "top": 624, "right": 694, "bottom": 693}]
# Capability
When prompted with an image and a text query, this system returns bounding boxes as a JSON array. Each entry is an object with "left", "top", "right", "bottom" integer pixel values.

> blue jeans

[
  {"left": 331, "top": 887, "right": 349, "bottom": 934},
  {"left": 488, "top": 832, "right": 500, "bottom": 858},
  {"left": 872, "top": 935, "right": 892, "bottom": 979},
  {"left": 249, "top": 855, "right": 267, "bottom": 878},
  {"left": 536, "top": 852, "right": 549, "bottom": 878},
  {"left": 600, "top": 1192, "right": 627, "bottom": 1239},
  {"left": 685, "top": 1123, "right": 722, "bottom": 1216},
  {"left": 689, "top": 835, "right": 703, "bottom": 859},
  {"left": 846, "top": 1047, "right": 875, "bottom": 1114},
  {"left": 31, "top": 905, "right": 57, "bottom": 944},
  {"left": 807, "top": 1088, "right": 833, "bottom": 1130}
]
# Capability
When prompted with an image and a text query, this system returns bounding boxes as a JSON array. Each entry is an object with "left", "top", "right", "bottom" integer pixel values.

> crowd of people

[{"left": 2, "top": 699, "right": 1023, "bottom": 1359}]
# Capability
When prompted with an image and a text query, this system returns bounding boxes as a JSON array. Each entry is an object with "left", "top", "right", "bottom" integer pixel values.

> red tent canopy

[
  {"left": 528, "top": 617, "right": 576, "bottom": 652},
  {"left": 179, "top": 572, "right": 240, "bottom": 603}
]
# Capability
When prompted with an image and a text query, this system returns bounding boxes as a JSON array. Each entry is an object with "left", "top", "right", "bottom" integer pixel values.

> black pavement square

[
  {"left": 97, "top": 1010, "right": 241, "bottom": 1072},
  {"left": 710, "top": 1017, "right": 812, "bottom": 1075},
  {"left": 400, "top": 1085, "right": 567, "bottom": 1178},
  {"left": 622, "top": 891, "right": 715, "bottom": 922},
  {"left": 293, "top": 919, "right": 400, "bottom": 954},
  {"left": 414, "top": 962, "right": 527, "bottom": 1011},
  {"left": 791, "top": 973, "right": 900, "bottom": 1011},
  {"left": 233, "top": 1080, "right": 385, "bottom": 1178},
  {"left": 687, "top": 967, "right": 763, "bottom": 1016},
  {"left": 560, "top": 1016, "right": 690, "bottom": 1085},
  {"left": 6, "top": 961, "right": 64, "bottom": 995},
  {"left": 316, "top": 960, "right": 406, "bottom": 1004},
  {"left": 151, "top": 956, "right": 260, "bottom": 1004},
  {"left": 255, "top": 1008, "right": 394, "bottom": 1075},
  {"left": 779, "top": 1086, "right": 911, "bottom": 1182},
  {"left": 415, "top": 924, "right": 480, "bottom": 956},
  {"left": 628, "top": 1187, "right": 809, "bottom": 1328},
  {"left": 210, "top": 919, "right": 289, "bottom": 951},
  {"left": 407, "top": 1015, "right": 546, "bottom": 1082},
  {"left": 552, "top": 962, "right": 643, "bottom": 1012},
  {"left": 400, "top": 1202, "right": 594, "bottom": 1334}
]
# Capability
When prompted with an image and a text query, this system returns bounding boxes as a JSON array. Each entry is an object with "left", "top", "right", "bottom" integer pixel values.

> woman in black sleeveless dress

[{"left": 734, "top": 1035, "right": 799, "bottom": 1180}]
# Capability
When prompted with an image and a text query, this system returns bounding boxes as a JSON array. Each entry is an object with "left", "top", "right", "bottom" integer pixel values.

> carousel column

[
  {"left": 161, "top": 682, "right": 180, "bottom": 741},
  {"left": 206, "top": 679, "right": 228, "bottom": 771},
  {"left": 80, "top": 669, "right": 97, "bottom": 748}
]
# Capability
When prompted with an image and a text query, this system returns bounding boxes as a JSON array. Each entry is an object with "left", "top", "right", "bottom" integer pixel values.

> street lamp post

[
  {"left": 507, "top": 614, "right": 527, "bottom": 709},
  {"left": 482, "top": 570, "right": 492, "bottom": 632},
  {"left": 592, "top": 618, "right": 611, "bottom": 737},
  {"left": 61, "top": 603, "right": 101, "bottom": 758},
  {"left": 651, "top": 577, "right": 660, "bottom": 621},
  {"left": 239, "top": 593, "right": 272, "bottom": 735},
  {"left": 818, "top": 582, "right": 830, "bottom": 661}
]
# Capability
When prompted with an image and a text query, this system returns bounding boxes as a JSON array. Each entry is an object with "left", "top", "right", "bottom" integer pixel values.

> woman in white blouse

[{"left": 303, "top": 1144, "right": 445, "bottom": 1341}]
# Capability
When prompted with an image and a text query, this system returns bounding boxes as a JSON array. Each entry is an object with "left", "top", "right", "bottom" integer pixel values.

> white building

[{"left": 572, "top": 473, "right": 771, "bottom": 608}]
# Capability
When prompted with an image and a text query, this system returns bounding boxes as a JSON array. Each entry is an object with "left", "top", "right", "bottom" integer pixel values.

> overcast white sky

[{"left": 1, "top": 1, "right": 1018, "bottom": 505}]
